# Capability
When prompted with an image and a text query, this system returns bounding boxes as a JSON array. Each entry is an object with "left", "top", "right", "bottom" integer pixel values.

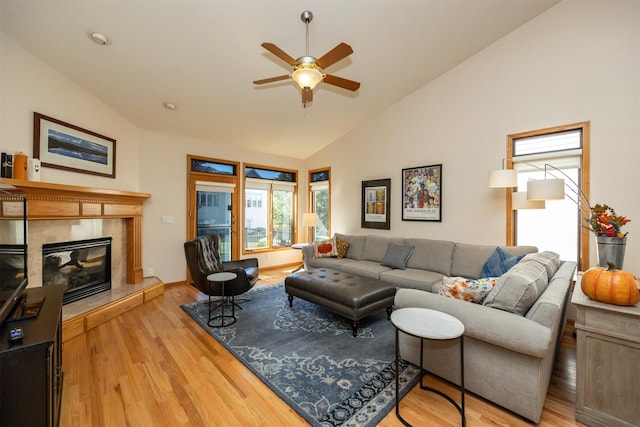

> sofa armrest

[
  {"left": 394, "top": 288, "right": 552, "bottom": 358},
  {"left": 222, "top": 258, "right": 258, "bottom": 270},
  {"left": 301, "top": 244, "right": 315, "bottom": 269}
]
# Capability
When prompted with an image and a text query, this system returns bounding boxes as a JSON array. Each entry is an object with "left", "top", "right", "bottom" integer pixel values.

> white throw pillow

[{"left": 313, "top": 237, "right": 338, "bottom": 258}]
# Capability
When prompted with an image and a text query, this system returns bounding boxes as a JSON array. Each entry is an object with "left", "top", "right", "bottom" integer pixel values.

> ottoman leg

[
  {"left": 352, "top": 321, "right": 359, "bottom": 337},
  {"left": 386, "top": 306, "right": 393, "bottom": 320},
  {"left": 287, "top": 294, "right": 294, "bottom": 307}
]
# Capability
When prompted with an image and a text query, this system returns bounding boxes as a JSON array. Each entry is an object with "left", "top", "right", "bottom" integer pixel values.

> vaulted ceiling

[{"left": 0, "top": 0, "right": 559, "bottom": 158}]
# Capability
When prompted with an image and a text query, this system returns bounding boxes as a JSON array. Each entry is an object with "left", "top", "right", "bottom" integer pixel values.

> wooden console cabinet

[
  {"left": 572, "top": 277, "right": 640, "bottom": 427},
  {"left": 0, "top": 285, "right": 64, "bottom": 426}
]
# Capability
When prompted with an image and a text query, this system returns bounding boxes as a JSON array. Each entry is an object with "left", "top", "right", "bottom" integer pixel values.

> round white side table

[
  {"left": 391, "top": 307, "right": 466, "bottom": 426},
  {"left": 206, "top": 272, "right": 238, "bottom": 327}
]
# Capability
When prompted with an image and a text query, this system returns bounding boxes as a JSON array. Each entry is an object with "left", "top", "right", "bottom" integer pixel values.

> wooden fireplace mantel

[{"left": 0, "top": 178, "right": 151, "bottom": 283}]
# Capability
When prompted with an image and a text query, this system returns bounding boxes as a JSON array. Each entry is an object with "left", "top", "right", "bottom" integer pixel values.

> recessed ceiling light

[
  {"left": 90, "top": 32, "right": 110, "bottom": 45},
  {"left": 162, "top": 102, "right": 177, "bottom": 111}
]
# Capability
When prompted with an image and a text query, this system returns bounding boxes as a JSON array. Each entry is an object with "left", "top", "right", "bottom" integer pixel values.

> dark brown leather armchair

[{"left": 184, "top": 234, "right": 258, "bottom": 298}]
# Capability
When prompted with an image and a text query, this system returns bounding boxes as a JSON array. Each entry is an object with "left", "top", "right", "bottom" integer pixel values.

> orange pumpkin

[{"left": 581, "top": 262, "right": 640, "bottom": 306}]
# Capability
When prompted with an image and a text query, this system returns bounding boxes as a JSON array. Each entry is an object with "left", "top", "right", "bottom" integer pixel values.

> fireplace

[{"left": 42, "top": 237, "right": 112, "bottom": 305}]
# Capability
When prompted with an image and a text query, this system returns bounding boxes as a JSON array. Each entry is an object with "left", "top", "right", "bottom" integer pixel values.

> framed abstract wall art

[
  {"left": 402, "top": 164, "right": 442, "bottom": 222},
  {"left": 362, "top": 178, "right": 391, "bottom": 229},
  {"left": 33, "top": 112, "right": 116, "bottom": 178}
]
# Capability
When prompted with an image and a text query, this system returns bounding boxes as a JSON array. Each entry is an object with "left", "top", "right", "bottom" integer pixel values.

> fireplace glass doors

[{"left": 42, "top": 237, "right": 112, "bottom": 304}]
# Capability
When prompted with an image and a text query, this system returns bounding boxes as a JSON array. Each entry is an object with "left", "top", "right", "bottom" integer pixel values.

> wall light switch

[{"left": 161, "top": 215, "right": 174, "bottom": 224}]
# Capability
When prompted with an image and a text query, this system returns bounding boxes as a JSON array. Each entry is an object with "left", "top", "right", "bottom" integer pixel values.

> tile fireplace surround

[{"left": 0, "top": 178, "right": 163, "bottom": 341}]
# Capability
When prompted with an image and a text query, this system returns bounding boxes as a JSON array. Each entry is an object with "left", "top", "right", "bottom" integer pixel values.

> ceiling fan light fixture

[
  {"left": 291, "top": 64, "right": 324, "bottom": 90},
  {"left": 254, "top": 10, "right": 358, "bottom": 104}
]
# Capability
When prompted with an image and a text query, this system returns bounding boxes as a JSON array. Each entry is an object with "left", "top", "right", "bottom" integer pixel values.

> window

[
  {"left": 507, "top": 122, "right": 590, "bottom": 270},
  {"left": 187, "top": 155, "right": 240, "bottom": 261},
  {"left": 309, "top": 168, "right": 330, "bottom": 241},
  {"left": 190, "top": 158, "right": 236, "bottom": 175},
  {"left": 244, "top": 164, "right": 297, "bottom": 251}
]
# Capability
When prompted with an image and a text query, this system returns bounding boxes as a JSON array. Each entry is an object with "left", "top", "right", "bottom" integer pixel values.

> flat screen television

[{"left": 0, "top": 244, "right": 28, "bottom": 324}]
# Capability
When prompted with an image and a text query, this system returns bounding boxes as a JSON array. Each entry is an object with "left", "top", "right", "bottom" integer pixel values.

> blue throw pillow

[{"left": 481, "top": 247, "right": 525, "bottom": 277}]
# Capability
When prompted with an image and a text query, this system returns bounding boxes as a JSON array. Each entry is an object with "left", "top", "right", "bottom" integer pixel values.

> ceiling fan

[{"left": 253, "top": 11, "right": 360, "bottom": 106}]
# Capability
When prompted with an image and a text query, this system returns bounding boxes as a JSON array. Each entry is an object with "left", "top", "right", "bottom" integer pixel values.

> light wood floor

[{"left": 61, "top": 267, "right": 587, "bottom": 426}]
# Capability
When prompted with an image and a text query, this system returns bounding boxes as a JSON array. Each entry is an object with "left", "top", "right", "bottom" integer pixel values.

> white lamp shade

[
  {"left": 488, "top": 169, "right": 518, "bottom": 188},
  {"left": 527, "top": 179, "right": 565, "bottom": 200},
  {"left": 302, "top": 212, "right": 318, "bottom": 227},
  {"left": 291, "top": 66, "right": 324, "bottom": 90},
  {"left": 512, "top": 191, "right": 545, "bottom": 210}
]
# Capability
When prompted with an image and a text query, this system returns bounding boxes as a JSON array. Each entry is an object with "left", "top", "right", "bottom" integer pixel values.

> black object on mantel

[{"left": 0, "top": 284, "right": 64, "bottom": 427}]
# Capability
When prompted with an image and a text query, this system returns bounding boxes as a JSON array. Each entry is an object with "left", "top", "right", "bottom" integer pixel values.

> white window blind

[
  {"left": 195, "top": 181, "right": 235, "bottom": 193},
  {"left": 310, "top": 181, "right": 329, "bottom": 191},
  {"left": 246, "top": 178, "right": 296, "bottom": 192}
]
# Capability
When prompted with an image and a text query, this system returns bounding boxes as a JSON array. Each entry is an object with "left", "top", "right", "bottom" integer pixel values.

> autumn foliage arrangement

[{"left": 587, "top": 204, "right": 631, "bottom": 238}]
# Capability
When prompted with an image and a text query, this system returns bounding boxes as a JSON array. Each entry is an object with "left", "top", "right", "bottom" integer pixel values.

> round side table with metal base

[
  {"left": 206, "top": 272, "right": 238, "bottom": 327},
  {"left": 391, "top": 307, "right": 466, "bottom": 427}
]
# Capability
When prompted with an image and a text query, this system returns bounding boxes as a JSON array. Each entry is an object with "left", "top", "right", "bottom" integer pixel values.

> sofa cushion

[
  {"left": 379, "top": 268, "right": 443, "bottom": 292},
  {"left": 481, "top": 247, "right": 525, "bottom": 277},
  {"left": 405, "top": 238, "right": 455, "bottom": 276},
  {"left": 306, "top": 256, "right": 349, "bottom": 270},
  {"left": 525, "top": 261, "right": 575, "bottom": 326},
  {"left": 335, "top": 237, "right": 350, "bottom": 259},
  {"left": 313, "top": 237, "right": 338, "bottom": 258},
  {"left": 380, "top": 243, "right": 414, "bottom": 270},
  {"left": 451, "top": 243, "right": 538, "bottom": 279},
  {"left": 520, "top": 251, "right": 560, "bottom": 279},
  {"left": 335, "top": 233, "right": 366, "bottom": 260},
  {"left": 439, "top": 276, "right": 497, "bottom": 303},
  {"left": 340, "top": 259, "right": 392, "bottom": 279},
  {"left": 483, "top": 260, "right": 549, "bottom": 315},
  {"left": 362, "top": 236, "right": 406, "bottom": 262}
]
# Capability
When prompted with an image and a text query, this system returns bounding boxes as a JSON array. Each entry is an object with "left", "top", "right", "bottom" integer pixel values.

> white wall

[
  {"left": 0, "top": 33, "right": 140, "bottom": 190},
  {"left": 306, "top": 0, "right": 640, "bottom": 274}
]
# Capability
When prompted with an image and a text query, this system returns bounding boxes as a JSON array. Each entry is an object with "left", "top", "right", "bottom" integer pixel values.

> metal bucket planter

[{"left": 596, "top": 236, "right": 626, "bottom": 269}]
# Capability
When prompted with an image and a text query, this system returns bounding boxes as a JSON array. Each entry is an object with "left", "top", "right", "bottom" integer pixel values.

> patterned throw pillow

[
  {"left": 314, "top": 237, "right": 338, "bottom": 258},
  {"left": 335, "top": 237, "right": 350, "bottom": 259},
  {"left": 439, "top": 276, "right": 497, "bottom": 303}
]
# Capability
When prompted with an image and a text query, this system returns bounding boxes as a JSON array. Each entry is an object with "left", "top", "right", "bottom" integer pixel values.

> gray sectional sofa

[{"left": 300, "top": 233, "right": 576, "bottom": 423}]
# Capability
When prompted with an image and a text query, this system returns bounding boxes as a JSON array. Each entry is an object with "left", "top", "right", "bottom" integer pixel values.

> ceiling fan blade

[
  {"left": 323, "top": 74, "right": 361, "bottom": 91},
  {"left": 302, "top": 87, "right": 313, "bottom": 104},
  {"left": 261, "top": 42, "right": 299, "bottom": 66},
  {"left": 316, "top": 42, "right": 354, "bottom": 69},
  {"left": 253, "top": 75, "right": 291, "bottom": 85}
]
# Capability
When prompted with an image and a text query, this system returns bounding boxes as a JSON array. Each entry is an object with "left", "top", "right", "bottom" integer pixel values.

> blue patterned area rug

[{"left": 181, "top": 283, "right": 420, "bottom": 427}]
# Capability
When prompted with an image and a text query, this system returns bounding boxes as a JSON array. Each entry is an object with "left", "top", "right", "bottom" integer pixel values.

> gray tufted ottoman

[{"left": 285, "top": 268, "right": 396, "bottom": 336}]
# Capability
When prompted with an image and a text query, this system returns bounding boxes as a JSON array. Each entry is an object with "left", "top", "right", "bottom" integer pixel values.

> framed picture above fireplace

[{"left": 33, "top": 112, "right": 116, "bottom": 178}]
